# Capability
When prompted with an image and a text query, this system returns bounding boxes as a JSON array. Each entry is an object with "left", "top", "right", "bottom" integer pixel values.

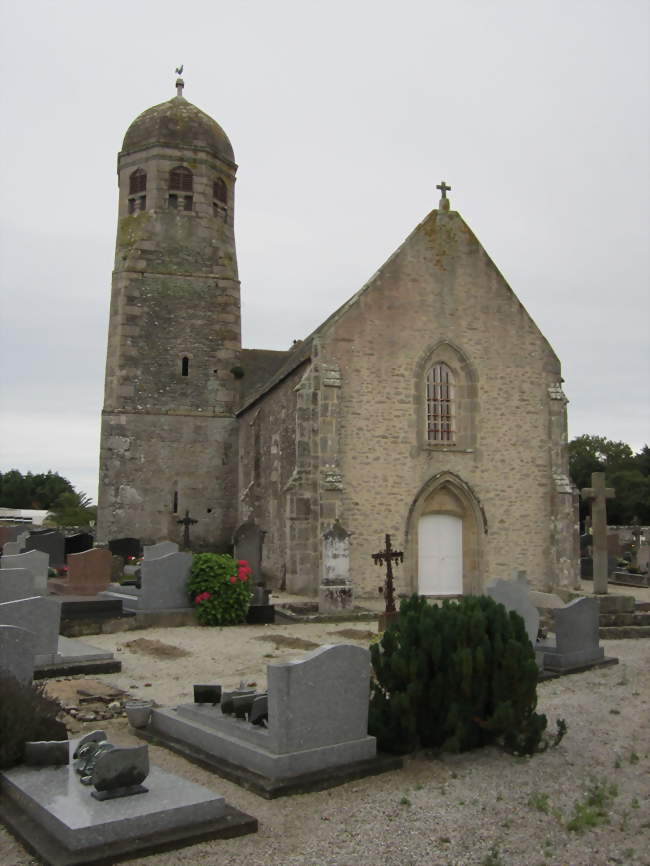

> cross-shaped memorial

[
  {"left": 177, "top": 510, "right": 198, "bottom": 550},
  {"left": 581, "top": 472, "right": 615, "bottom": 594},
  {"left": 372, "top": 533, "right": 403, "bottom": 630}
]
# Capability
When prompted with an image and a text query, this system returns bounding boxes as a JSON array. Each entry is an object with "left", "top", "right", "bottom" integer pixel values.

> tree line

[{"left": 0, "top": 470, "right": 96, "bottom": 527}]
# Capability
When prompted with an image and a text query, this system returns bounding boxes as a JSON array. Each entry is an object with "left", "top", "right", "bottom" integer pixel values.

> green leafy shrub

[
  {"left": 187, "top": 553, "right": 252, "bottom": 626},
  {"left": 369, "top": 594, "right": 547, "bottom": 755},
  {"left": 0, "top": 674, "right": 68, "bottom": 769}
]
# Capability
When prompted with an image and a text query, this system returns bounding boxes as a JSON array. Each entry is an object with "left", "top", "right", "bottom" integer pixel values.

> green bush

[
  {"left": 187, "top": 553, "right": 252, "bottom": 626},
  {"left": 369, "top": 594, "right": 547, "bottom": 755},
  {"left": 0, "top": 674, "right": 68, "bottom": 769}
]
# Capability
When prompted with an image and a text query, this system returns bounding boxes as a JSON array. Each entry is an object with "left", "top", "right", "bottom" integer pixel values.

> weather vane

[{"left": 175, "top": 64, "right": 184, "bottom": 76}]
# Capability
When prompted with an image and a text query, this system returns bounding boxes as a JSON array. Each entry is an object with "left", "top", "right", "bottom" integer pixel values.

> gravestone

[
  {"left": 0, "top": 526, "right": 23, "bottom": 545},
  {"left": 102, "top": 552, "right": 192, "bottom": 611},
  {"left": 581, "top": 473, "right": 615, "bottom": 594},
  {"left": 108, "top": 537, "right": 142, "bottom": 560},
  {"left": 537, "top": 597, "right": 607, "bottom": 670},
  {"left": 0, "top": 596, "right": 61, "bottom": 665},
  {"left": 1, "top": 549, "right": 49, "bottom": 594},
  {"left": 486, "top": 573, "right": 539, "bottom": 645},
  {"left": 148, "top": 644, "right": 378, "bottom": 782},
  {"left": 0, "top": 738, "right": 256, "bottom": 864},
  {"left": 319, "top": 520, "right": 353, "bottom": 613},
  {"left": 49, "top": 548, "right": 113, "bottom": 596},
  {"left": 25, "top": 530, "right": 65, "bottom": 568},
  {"left": 143, "top": 540, "right": 179, "bottom": 561},
  {"left": 64, "top": 532, "right": 94, "bottom": 558},
  {"left": 0, "top": 568, "right": 36, "bottom": 603},
  {"left": 233, "top": 521, "right": 265, "bottom": 584},
  {"left": 2, "top": 541, "right": 23, "bottom": 556},
  {"left": 0, "top": 624, "right": 36, "bottom": 684}
]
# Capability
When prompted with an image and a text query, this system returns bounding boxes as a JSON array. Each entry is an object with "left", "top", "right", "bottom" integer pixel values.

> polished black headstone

[{"left": 193, "top": 684, "right": 222, "bottom": 704}]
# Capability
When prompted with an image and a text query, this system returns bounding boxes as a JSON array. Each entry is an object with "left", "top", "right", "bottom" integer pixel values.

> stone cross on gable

[
  {"left": 581, "top": 472, "right": 615, "bottom": 594},
  {"left": 436, "top": 180, "right": 451, "bottom": 212}
]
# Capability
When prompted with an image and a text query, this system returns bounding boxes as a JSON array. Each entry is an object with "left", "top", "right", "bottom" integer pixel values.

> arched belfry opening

[{"left": 405, "top": 472, "right": 486, "bottom": 596}]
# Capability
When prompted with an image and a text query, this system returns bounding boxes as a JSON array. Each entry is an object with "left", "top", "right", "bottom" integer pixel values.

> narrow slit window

[
  {"left": 138, "top": 195, "right": 146, "bottom": 210},
  {"left": 172, "top": 491, "right": 178, "bottom": 513},
  {"left": 213, "top": 178, "right": 227, "bottom": 204},
  {"left": 426, "top": 363, "right": 455, "bottom": 443},
  {"left": 128, "top": 198, "right": 136, "bottom": 214},
  {"left": 181, "top": 356, "right": 189, "bottom": 377},
  {"left": 168, "top": 193, "right": 178, "bottom": 209},
  {"left": 183, "top": 195, "right": 193, "bottom": 212}
]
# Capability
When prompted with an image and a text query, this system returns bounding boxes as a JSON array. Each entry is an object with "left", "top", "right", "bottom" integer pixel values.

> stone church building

[{"left": 97, "top": 80, "right": 579, "bottom": 598}]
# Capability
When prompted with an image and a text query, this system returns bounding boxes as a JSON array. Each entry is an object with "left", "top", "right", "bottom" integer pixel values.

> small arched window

[
  {"left": 426, "top": 363, "right": 455, "bottom": 443},
  {"left": 129, "top": 169, "right": 147, "bottom": 195},
  {"left": 169, "top": 166, "right": 193, "bottom": 212},
  {"left": 127, "top": 169, "right": 147, "bottom": 213},
  {"left": 181, "top": 356, "right": 189, "bottom": 377},
  {"left": 169, "top": 166, "right": 193, "bottom": 192}
]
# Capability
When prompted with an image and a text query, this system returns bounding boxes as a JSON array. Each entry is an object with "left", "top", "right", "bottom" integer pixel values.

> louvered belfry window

[
  {"left": 426, "top": 363, "right": 455, "bottom": 442},
  {"left": 169, "top": 166, "right": 193, "bottom": 192},
  {"left": 129, "top": 169, "right": 147, "bottom": 195}
]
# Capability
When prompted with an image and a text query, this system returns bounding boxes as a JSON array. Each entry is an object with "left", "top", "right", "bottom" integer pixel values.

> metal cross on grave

[
  {"left": 177, "top": 509, "right": 198, "bottom": 550},
  {"left": 372, "top": 534, "right": 404, "bottom": 621},
  {"left": 580, "top": 472, "right": 615, "bottom": 594}
]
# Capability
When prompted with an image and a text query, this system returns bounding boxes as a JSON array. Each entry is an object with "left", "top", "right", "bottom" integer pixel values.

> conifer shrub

[
  {"left": 0, "top": 674, "right": 67, "bottom": 769},
  {"left": 369, "top": 594, "right": 547, "bottom": 755},
  {"left": 187, "top": 553, "right": 252, "bottom": 626}
]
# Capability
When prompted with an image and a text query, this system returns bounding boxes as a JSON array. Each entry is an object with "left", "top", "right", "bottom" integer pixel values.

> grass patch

[
  {"left": 566, "top": 780, "right": 618, "bottom": 832},
  {"left": 528, "top": 792, "right": 550, "bottom": 813}
]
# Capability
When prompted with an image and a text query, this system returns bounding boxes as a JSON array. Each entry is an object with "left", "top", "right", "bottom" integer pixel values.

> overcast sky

[{"left": 0, "top": 0, "right": 648, "bottom": 504}]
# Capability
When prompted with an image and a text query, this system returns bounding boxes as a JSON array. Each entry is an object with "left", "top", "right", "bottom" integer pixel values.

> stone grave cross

[
  {"left": 436, "top": 180, "right": 451, "bottom": 199},
  {"left": 581, "top": 472, "right": 615, "bottom": 594},
  {"left": 372, "top": 534, "right": 403, "bottom": 616},
  {"left": 177, "top": 510, "right": 198, "bottom": 550}
]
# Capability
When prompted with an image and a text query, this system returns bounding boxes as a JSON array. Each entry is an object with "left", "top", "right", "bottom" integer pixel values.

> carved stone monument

[{"left": 318, "top": 520, "right": 353, "bottom": 613}]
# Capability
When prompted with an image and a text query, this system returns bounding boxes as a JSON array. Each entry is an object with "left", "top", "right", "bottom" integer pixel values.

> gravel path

[{"left": 1, "top": 621, "right": 649, "bottom": 866}]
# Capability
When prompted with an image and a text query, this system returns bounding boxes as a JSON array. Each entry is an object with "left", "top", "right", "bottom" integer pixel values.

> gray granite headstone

[
  {"left": 0, "top": 568, "right": 36, "bottom": 603},
  {"left": 233, "top": 521, "right": 265, "bottom": 584},
  {"left": 2, "top": 541, "right": 23, "bottom": 556},
  {"left": 538, "top": 597, "right": 605, "bottom": 669},
  {"left": 103, "top": 552, "right": 192, "bottom": 610},
  {"left": 0, "top": 596, "right": 61, "bottom": 664},
  {"left": 1, "top": 549, "right": 49, "bottom": 594},
  {"left": 487, "top": 575, "right": 539, "bottom": 645},
  {"left": 25, "top": 530, "right": 65, "bottom": 568},
  {"left": 269, "top": 643, "right": 371, "bottom": 753},
  {"left": 143, "top": 540, "right": 179, "bottom": 561},
  {"left": 0, "top": 624, "right": 36, "bottom": 683}
]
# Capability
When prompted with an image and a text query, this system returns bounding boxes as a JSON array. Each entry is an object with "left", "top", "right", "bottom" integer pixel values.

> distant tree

[
  {"left": 46, "top": 491, "right": 97, "bottom": 529},
  {"left": 569, "top": 436, "right": 650, "bottom": 524},
  {"left": 0, "top": 470, "right": 75, "bottom": 509}
]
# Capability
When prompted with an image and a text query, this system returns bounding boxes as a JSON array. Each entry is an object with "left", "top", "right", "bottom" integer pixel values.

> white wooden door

[{"left": 418, "top": 513, "right": 463, "bottom": 595}]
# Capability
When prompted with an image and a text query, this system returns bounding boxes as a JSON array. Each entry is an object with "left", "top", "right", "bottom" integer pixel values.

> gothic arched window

[
  {"left": 169, "top": 166, "right": 193, "bottom": 212},
  {"left": 426, "top": 363, "right": 455, "bottom": 443},
  {"left": 127, "top": 169, "right": 147, "bottom": 213},
  {"left": 181, "top": 356, "right": 189, "bottom": 377}
]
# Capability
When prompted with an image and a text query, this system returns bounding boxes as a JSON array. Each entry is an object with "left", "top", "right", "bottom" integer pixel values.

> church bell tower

[{"left": 97, "top": 76, "right": 240, "bottom": 549}]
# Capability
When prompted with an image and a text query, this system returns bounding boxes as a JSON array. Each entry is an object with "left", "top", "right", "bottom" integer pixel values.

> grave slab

[
  {"left": 1, "top": 549, "right": 49, "bottom": 594},
  {"left": 144, "top": 644, "right": 398, "bottom": 796},
  {"left": 0, "top": 748, "right": 257, "bottom": 866},
  {"left": 538, "top": 597, "right": 615, "bottom": 671},
  {"left": 0, "top": 623, "right": 35, "bottom": 683},
  {"left": 101, "top": 551, "right": 192, "bottom": 611},
  {"left": 143, "top": 540, "right": 178, "bottom": 560},
  {"left": 0, "top": 596, "right": 61, "bottom": 665},
  {"left": 487, "top": 575, "right": 540, "bottom": 645},
  {"left": 0, "top": 567, "right": 36, "bottom": 603}
]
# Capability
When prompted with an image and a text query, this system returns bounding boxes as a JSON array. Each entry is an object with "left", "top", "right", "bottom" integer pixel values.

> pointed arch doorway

[{"left": 407, "top": 472, "right": 485, "bottom": 597}]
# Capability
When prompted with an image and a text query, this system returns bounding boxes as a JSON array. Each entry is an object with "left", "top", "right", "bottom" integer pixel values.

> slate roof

[{"left": 122, "top": 95, "right": 235, "bottom": 163}]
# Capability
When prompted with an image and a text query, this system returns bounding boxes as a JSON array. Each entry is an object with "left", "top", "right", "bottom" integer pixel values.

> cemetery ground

[{"left": 1, "top": 592, "right": 649, "bottom": 866}]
